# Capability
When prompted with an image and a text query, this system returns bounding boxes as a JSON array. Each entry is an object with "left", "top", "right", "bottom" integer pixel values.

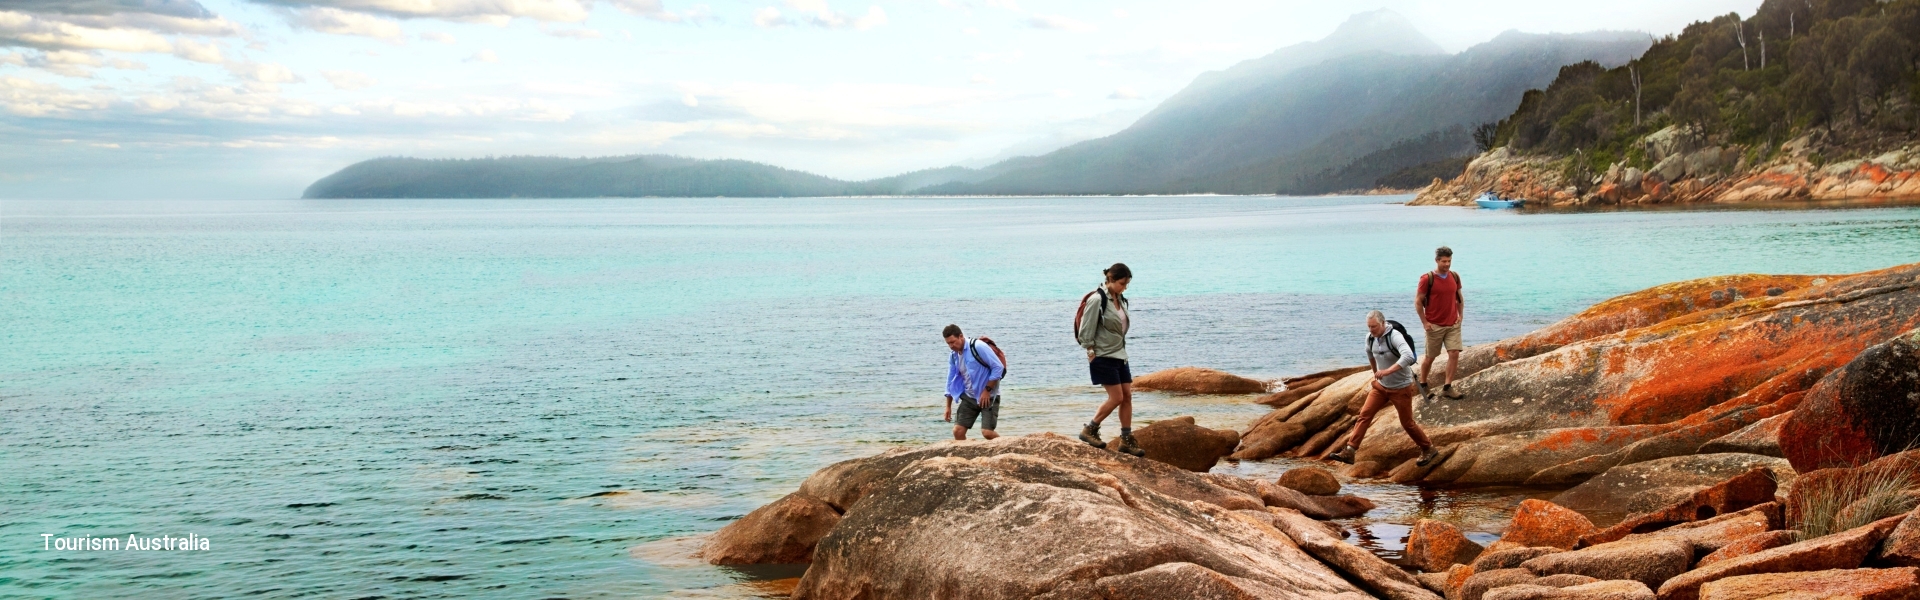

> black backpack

[{"left": 1367, "top": 320, "right": 1419, "bottom": 364}]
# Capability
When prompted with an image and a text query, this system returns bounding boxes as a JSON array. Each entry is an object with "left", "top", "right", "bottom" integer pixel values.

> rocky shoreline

[
  {"left": 1412, "top": 129, "right": 1920, "bottom": 209},
  {"left": 692, "top": 263, "right": 1920, "bottom": 599}
]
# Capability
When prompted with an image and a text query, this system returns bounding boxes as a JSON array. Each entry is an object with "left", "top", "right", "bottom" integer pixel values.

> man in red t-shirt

[{"left": 1415, "top": 246, "right": 1465, "bottom": 400}]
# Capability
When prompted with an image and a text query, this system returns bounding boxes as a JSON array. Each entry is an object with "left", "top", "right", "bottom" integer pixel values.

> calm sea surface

[{"left": 4, "top": 196, "right": 1919, "bottom": 598}]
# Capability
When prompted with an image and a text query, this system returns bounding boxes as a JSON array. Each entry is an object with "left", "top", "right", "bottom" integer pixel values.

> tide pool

[{"left": 3, "top": 196, "right": 1918, "bottom": 598}]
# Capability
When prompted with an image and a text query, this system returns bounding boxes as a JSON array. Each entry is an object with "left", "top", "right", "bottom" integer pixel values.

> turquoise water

[{"left": 3, "top": 196, "right": 1918, "bottom": 598}]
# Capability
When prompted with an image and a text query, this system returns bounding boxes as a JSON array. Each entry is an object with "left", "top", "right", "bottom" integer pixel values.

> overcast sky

[{"left": 0, "top": 0, "right": 1760, "bottom": 199}]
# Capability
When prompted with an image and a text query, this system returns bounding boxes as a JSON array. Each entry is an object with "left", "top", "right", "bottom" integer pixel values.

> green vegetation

[
  {"left": 1488, "top": 0, "right": 1920, "bottom": 170},
  {"left": 1789, "top": 459, "right": 1917, "bottom": 540},
  {"left": 304, "top": 155, "right": 886, "bottom": 199},
  {"left": 1376, "top": 155, "right": 1473, "bottom": 190},
  {"left": 1288, "top": 126, "right": 1473, "bottom": 192}
]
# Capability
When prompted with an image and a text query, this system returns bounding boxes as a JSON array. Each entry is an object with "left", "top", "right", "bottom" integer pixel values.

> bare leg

[
  {"left": 1338, "top": 384, "right": 1390, "bottom": 453},
  {"left": 1119, "top": 383, "right": 1133, "bottom": 430},
  {"left": 1419, "top": 352, "right": 1437, "bottom": 385},
  {"left": 982, "top": 429, "right": 999, "bottom": 440},
  {"left": 1093, "top": 383, "right": 1125, "bottom": 424},
  {"left": 1444, "top": 349, "right": 1461, "bottom": 386},
  {"left": 953, "top": 425, "right": 967, "bottom": 440}
]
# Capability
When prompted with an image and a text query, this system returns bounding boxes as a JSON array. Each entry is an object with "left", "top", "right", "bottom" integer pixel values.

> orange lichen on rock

[
  {"left": 1389, "top": 263, "right": 1920, "bottom": 487},
  {"left": 1496, "top": 500, "right": 1596, "bottom": 551}
]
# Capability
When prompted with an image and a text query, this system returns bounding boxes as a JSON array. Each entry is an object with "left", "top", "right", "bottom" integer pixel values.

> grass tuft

[{"left": 1793, "top": 455, "right": 1919, "bottom": 540}]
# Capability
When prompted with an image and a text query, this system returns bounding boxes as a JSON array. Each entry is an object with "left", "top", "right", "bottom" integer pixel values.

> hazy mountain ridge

[
  {"left": 927, "top": 24, "right": 1650, "bottom": 196},
  {"left": 305, "top": 11, "right": 1651, "bottom": 199}
]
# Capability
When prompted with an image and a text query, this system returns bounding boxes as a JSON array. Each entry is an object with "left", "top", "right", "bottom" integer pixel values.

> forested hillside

[
  {"left": 1487, "top": 0, "right": 1918, "bottom": 178},
  {"left": 304, "top": 155, "right": 870, "bottom": 199}
]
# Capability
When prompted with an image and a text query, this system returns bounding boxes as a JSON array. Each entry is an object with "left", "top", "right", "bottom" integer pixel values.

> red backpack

[
  {"left": 969, "top": 337, "right": 1007, "bottom": 376},
  {"left": 1073, "top": 287, "right": 1108, "bottom": 344}
]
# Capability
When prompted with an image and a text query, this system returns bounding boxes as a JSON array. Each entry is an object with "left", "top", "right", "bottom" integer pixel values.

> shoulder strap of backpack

[
  {"left": 972, "top": 337, "right": 1006, "bottom": 372},
  {"left": 1091, "top": 287, "right": 1109, "bottom": 331}
]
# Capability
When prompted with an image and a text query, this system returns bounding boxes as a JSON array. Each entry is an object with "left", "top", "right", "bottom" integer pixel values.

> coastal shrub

[
  {"left": 1791, "top": 461, "right": 1918, "bottom": 539},
  {"left": 1486, "top": 0, "right": 1920, "bottom": 164}
]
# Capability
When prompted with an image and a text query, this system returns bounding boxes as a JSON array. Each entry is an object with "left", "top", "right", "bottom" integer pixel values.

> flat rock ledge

[{"left": 705, "top": 433, "right": 1397, "bottom": 599}]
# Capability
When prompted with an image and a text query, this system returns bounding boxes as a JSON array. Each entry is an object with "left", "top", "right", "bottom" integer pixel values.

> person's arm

[
  {"left": 1455, "top": 275, "right": 1464, "bottom": 325},
  {"left": 1415, "top": 274, "right": 1432, "bottom": 330},
  {"left": 978, "top": 343, "right": 1004, "bottom": 409},
  {"left": 1391, "top": 334, "right": 1417, "bottom": 373},
  {"left": 1077, "top": 292, "right": 1103, "bottom": 359},
  {"left": 946, "top": 354, "right": 963, "bottom": 420}
]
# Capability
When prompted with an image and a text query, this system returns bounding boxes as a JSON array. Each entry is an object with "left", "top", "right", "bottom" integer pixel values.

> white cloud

[
  {"left": 465, "top": 49, "right": 498, "bottom": 63},
  {"left": 0, "top": 49, "right": 143, "bottom": 78},
  {"left": 258, "top": 0, "right": 590, "bottom": 24},
  {"left": 228, "top": 61, "right": 301, "bottom": 84},
  {"left": 1112, "top": 9, "right": 1129, "bottom": 18},
  {"left": 0, "top": 11, "right": 176, "bottom": 53},
  {"left": 969, "top": 73, "right": 993, "bottom": 85},
  {"left": 606, "top": 0, "right": 710, "bottom": 23},
  {"left": 545, "top": 27, "right": 602, "bottom": 39},
  {"left": 961, "top": 27, "right": 979, "bottom": 35},
  {"left": 26, "top": 49, "right": 105, "bottom": 77},
  {"left": 321, "top": 69, "right": 377, "bottom": 90},
  {"left": 171, "top": 38, "right": 224, "bottom": 63},
  {"left": 287, "top": 7, "right": 403, "bottom": 39},
  {"left": 752, "top": 7, "right": 789, "bottom": 28},
  {"left": 851, "top": 6, "right": 886, "bottom": 30},
  {"left": 1107, "top": 87, "right": 1139, "bottom": 100},
  {"left": 777, "top": 1, "right": 886, "bottom": 30},
  {"left": 0, "top": 75, "right": 115, "bottom": 116},
  {"left": 681, "top": 92, "right": 698, "bottom": 107},
  {"left": 418, "top": 31, "right": 456, "bottom": 43},
  {"left": 1028, "top": 14, "right": 1095, "bottom": 32}
]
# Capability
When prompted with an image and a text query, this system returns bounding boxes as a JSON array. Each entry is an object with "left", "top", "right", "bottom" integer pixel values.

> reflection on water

[{"left": 1214, "top": 457, "right": 1557, "bottom": 562}]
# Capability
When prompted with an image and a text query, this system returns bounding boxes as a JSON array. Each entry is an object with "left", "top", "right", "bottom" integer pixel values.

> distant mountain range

[{"left": 304, "top": 11, "right": 1650, "bottom": 199}]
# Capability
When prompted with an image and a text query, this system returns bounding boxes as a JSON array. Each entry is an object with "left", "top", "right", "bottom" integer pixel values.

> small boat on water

[{"left": 1474, "top": 192, "right": 1524, "bottom": 209}]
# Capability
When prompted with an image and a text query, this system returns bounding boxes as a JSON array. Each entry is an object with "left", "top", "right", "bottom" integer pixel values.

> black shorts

[
  {"left": 1089, "top": 357, "right": 1132, "bottom": 386},
  {"left": 956, "top": 394, "right": 999, "bottom": 431}
]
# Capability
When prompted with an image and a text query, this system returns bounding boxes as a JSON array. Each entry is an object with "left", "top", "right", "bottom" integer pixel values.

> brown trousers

[{"left": 1343, "top": 381, "right": 1432, "bottom": 452}]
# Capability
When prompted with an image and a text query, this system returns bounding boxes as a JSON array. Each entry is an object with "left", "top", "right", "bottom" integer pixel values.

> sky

[{"left": 0, "top": 0, "right": 1763, "bottom": 199}]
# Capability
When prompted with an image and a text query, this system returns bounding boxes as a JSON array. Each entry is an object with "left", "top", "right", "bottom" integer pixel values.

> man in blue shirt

[{"left": 943, "top": 324, "right": 1004, "bottom": 441}]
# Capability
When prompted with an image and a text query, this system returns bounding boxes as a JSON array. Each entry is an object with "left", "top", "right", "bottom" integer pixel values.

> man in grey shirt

[{"left": 1328, "top": 311, "right": 1439, "bottom": 468}]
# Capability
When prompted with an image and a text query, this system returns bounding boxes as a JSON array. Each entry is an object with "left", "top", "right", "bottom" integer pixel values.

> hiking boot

[
  {"left": 1328, "top": 445, "right": 1356, "bottom": 465},
  {"left": 1442, "top": 384, "right": 1465, "bottom": 400},
  {"left": 1116, "top": 433, "right": 1145, "bottom": 457},
  {"left": 1078, "top": 423, "right": 1105, "bottom": 448},
  {"left": 1416, "top": 447, "right": 1442, "bottom": 468},
  {"left": 1417, "top": 378, "right": 1431, "bottom": 397}
]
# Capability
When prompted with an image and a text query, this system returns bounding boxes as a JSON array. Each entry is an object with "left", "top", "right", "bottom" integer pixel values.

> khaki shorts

[{"left": 1426, "top": 324, "right": 1463, "bottom": 355}]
